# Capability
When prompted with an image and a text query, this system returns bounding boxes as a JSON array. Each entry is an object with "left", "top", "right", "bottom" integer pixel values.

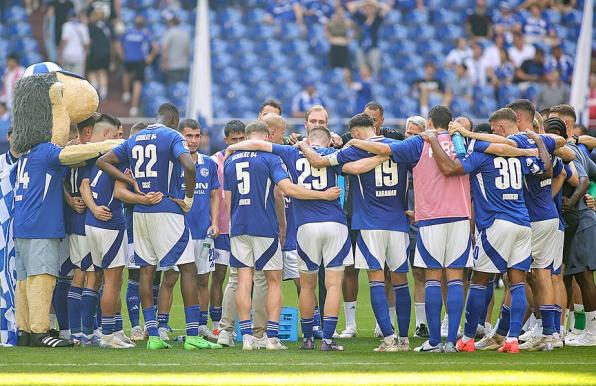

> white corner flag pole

[
  {"left": 187, "top": 0, "right": 213, "bottom": 125},
  {"left": 569, "top": 0, "right": 593, "bottom": 127}
]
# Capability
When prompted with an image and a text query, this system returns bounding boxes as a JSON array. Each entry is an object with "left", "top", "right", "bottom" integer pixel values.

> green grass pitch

[{"left": 1, "top": 273, "right": 596, "bottom": 385}]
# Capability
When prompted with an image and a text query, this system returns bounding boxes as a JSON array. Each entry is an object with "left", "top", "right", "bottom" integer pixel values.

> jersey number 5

[
  {"left": 236, "top": 162, "right": 250, "bottom": 195},
  {"left": 132, "top": 144, "right": 158, "bottom": 178},
  {"left": 494, "top": 157, "right": 522, "bottom": 190}
]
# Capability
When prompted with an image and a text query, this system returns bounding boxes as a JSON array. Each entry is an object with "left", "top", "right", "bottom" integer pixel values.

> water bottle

[
  {"left": 452, "top": 132, "right": 467, "bottom": 159},
  {"left": 198, "top": 232, "right": 215, "bottom": 264}
]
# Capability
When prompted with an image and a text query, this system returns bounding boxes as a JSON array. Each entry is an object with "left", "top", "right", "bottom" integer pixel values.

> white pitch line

[{"left": 0, "top": 361, "right": 593, "bottom": 367}]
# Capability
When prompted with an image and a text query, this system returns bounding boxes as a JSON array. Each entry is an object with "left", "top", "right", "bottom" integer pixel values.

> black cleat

[
  {"left": 17, "top": 331, "right": 30, "bottom": 347},
  {"left": 415, "top": 323, "right": 429, "bottom": 339},
  {"left": 300, "top": 337, "right": 315, "bottom": 350},
  {"left": 30, "top": 333, "right": 74, "bottom": 348}
]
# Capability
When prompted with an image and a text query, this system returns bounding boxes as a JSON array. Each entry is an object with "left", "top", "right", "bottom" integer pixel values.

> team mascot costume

[{"left": 9, "top": 62, "right": 121, "bottom": 348}]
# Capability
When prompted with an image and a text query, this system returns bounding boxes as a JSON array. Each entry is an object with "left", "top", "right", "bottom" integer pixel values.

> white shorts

[
  {"left": 552, "top": 229, "right": 564, "bottom": 275},
  {"left": 194, "top": 239, "right": 215, "bottom": 275},
  {"left": 530, "top": 218, "right": 559, "bottom": 269},
  {"left": 213, "top": 234, "right": 231, "bottom": 266},
  {"left": 58, "top": 235, "right": 75, "bottom": 277},
  {"left": 282, "top": 250, "right": 300, "bottom": 280},
  {"left": 126, "top": 243, "right": 139, "bottom": 269},
  {"left": 414, "top": 220, "right": 471, "bottom": 269},
  {"left": 85, "top": 226, "right": 127, "bottom": 270},
  {"left": 230, "top": 235, "right": 282, "bottom": 271},
  {"left": 69, "top": 234, "right": 94, "bottom": 272},
  {"left": 474, "top": 219, "right": 532, "bottom": 274},
  {"left": 297, "top": 222, "right": 352, "bottom": 272},
  {"left": 355, "top": 230, "right": 409, "bottom": 272},
  {"left": 133, "top": 212, "right": 193, "bottom": 268}
]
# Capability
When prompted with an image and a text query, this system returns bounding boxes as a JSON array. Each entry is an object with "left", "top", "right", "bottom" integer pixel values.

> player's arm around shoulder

[
  {"left": 296, "top": 141, "right": 332, "bottom": 168},
  {"left": 423, "top": 130, "right": 465, "bottom": 176},
  {"left": 344, "top": 138, "right": 392, "bottom": 156},
  {"left": 342, "top": 155, "right": 388, "bottom": 175},
  {"left": 276, "top": 178, "right": 341, "bottom": 201}
]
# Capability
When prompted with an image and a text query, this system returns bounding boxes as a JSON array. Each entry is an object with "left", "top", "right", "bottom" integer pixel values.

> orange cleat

[
  {"left": 212, "top": 329, "right": 220, "bottom": 336},
  {"left": 456, "top": 338, "right": 475, "bottom": 352},
  {"left": 498, "top": 340, "right": 520, "bottom": 354}
]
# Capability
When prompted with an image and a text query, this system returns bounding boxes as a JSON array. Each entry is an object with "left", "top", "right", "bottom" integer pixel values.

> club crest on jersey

[{"left": 200, "top": 168, "right": 209, "bottom": 177}]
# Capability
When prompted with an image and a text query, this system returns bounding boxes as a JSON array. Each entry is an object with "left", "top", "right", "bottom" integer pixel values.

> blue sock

[
  {"left": 480, "top": 280, "right": 494, "bottom": 325},
  {"left": 313, "top": 306, "right": 322, "bottom": 329},
  {"left": 323, "top": 316, "right": 338, "bottom": 341},
  {"left": 199, "top": 310, "right": 208, "bottom": 327},
  {"left": 266, "top": 321, "right": 279, "bottom": 338},
  {"left": 81, "top": 289, "right": 98, "bottom": 336},
  {"left": 540, "top": 305, "right": 555, "bottom": 336},
  {"left": 496, "top": 305, "right": 511, "bottom": 336},
  {"left": 126, "top": 280, "right": 140, "bottom": 327},
  {"left": 157, "top": 313, "right": 169, "bottom": 329},
  {"left": 369, "top": 281, "right": 393, "bottom": 338},
  {"left": 446, "top": 279, "right": 464, "bottom": 344},
  {"left": 95, "top": 285, "right": 103, "bottom": 331},
  {"left": 463, "top": 284, "right": 487, "bottom": 339},
  {"left": 209, "top": 306, "right": 222, "bottom": 323},
  {"left": 184, "top": 305, "right": 200, "bottom": 336},
  {"left": 115, "top": 313, "right": 123, "bottom": 332},
  {"left": 301, "top": 317, "right": 314, "bottom": 338},
  {"left": 152, "top": 285, "right": 160, "bottom": 307},
  {"left": 67, "top": 286, "right": 82, "bottom": 335},
  {"left": 393, "top": 283, "right": 411, "bottom": 338},
  {"left": 102, "top": 316, "right": 115, "bottom": 335},
  {"left": 554, "top": 305, "right": 562, "bottom": 334},
  {"left": 239, "top": 320, "right": 252, "bottom": 336},
  {"left": 53, "top": 278, "right": 71, "bottom": 330},
  {"left": 508, "top": 283, "right": 527, "bottom": 338},
  {"left": 143, "top": 306, "right": 158, "bottom": 337},
  {"left": 425, "top": 280, "right": 443, "bottom": 347}
]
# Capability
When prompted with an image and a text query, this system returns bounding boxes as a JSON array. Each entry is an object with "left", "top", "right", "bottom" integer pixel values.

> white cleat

[
  {"left": 413, "top": 340, "right": 443, "bottom": 352},
  {"left": 158, "top": 327, "right": 170, "bottom": 341},
  {"left": 242, "top": 334, "right": 254, "bottom": 351},
  {"left": 440, "top": 315, "right": 449, "bottom": 338},
  {"left": 332, "top": 330, "right": 340, "bottom": 339},
  {"left": 519, "top": 323, "right": 540, "bottom": 343},
  {"left": 397, "top": 337, "right": 410, "bottom": 352},
  {"left": 564, "top": 329, "right": 584, "bottom": 345},
  {"left": 198, "top": 325, "right": 219, "bottom": 343},
  {"left": 115, "top": 331, "right": 136, "bottom": 348},
  {"left": 253, "top": 336, "right": 268, "bottom": 349},
  {"left": 130, "top": 325, "right": 145, "bottom": 341},
  {"left": 266, "top": 337, "right": 288, "bottom": 350},
  {"left": 552, "top": 332, "right": 564, "bottom": 348},
  {"left": 374, "top": 324, "right": 383, "bottom": 338},
  {"left": 374, "top": 336, "right": 398, "bottom": 352},
  {"left": 217, "top": 329, "right": 235, "bottom": 347},
  {"left": 338, "top": 327, "right": 357, "bottom": 339},
  {"left": 475, "top": 332, "right": 505, "bottom": 351},
  {"left": 99, "top": 333, "right": 130, "bottom": 349},
  {"left": 520, "top": 334, "right": 553, "bottom": 351},
  {"left": 565, "top": 330, "right": 596, "bottom": 347}
]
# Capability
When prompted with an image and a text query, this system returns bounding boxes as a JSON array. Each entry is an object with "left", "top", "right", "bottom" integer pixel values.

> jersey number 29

[
  {"left": 296, "top": 159, "right": 327, "bottom": 190},
  {"left": 132, "top": 144, "right": 158, "bottom": 178}
]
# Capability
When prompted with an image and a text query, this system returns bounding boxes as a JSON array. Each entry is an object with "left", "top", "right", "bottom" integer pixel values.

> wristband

[{"left": 183, "top": 195, "right": 194, "bottom": 208}]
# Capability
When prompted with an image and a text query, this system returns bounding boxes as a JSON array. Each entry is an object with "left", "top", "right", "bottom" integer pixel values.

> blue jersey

[
  {"left": 84, "top": 158, "right": 126, "bottom": 231},
  {"left": 185, "top": 154, "right": 220, "bottom": 240},
  {"left": 462, "top": 140, "right": 531, "bottom": 230},
  {"left": 330, "top": 136, "right": 409, "bottom": 232},
  {"left": 509, "top": 133, "right": 558, "bottom": 222},
  {"left": 65, "top": 164, "right": 88, "bottom": 236},
  {"left": 119, "top": 27, "right": 152, "bottom": 62},
  {"left": 224, "top": 151, "right": 289, "bottom": 238},
  {"left": 272, "top": 144, "right": 346, "bottom": 228},
  {"left": 125, "top": 204, "right": 134, "bottom": 244},
  {"left": 14, "top": 143, "right": 67, "bottom": 239},
  {"left": 552, "top": 157, "right": 571, "bottom": 230},
  {"left": 113, "top": 124, "right": 189, "bottom": 215},
  {"left": 282, "top": 196, "right": 297, "bottom": 251}
]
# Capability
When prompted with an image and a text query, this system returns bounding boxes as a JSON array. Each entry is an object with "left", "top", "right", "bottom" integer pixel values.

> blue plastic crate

[{"left": 235, "top": 306, "right": 299, "bottom": 342}]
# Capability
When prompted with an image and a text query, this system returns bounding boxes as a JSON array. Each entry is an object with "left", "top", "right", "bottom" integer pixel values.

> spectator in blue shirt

[
  {"left": 115, "top": 15, "right": 158, "bottom": 117},
  {"left": 545, "top": 45, "right": 573, "bottom": 84},
  {"left": 522, "top": 3, "right": 556, "bottom": 44},
  {"left": 264, "top": 0, "right": 305, "bottom": 30},
  {"left": 292, "top": 83, "right": 325, "bottom": 118},
  {"left": 492, "top": 2, "right": 522, "bottom": 44}
]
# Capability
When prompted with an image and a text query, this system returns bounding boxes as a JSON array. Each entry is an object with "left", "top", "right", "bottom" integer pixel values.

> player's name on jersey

[
  {"left": 230, "top": 151, "right": 258, "bottom": 161},
  {"left": 502, "top": 193, "right": 519, "bottom": 200},
  {"left": 135, "top": 133, "right": 158, "bottom": 141},
  {"left": 239, "top": 198, "right": 251, "bottom": 206},
  {"left": 376, "top": 189, "right": 397, "bottom": 197},
  {"left": 540, "top": 179, "right": 552, "bottom": 188},
  {"left": 142, "top": 181, "right": 151, "bottom": 189}
]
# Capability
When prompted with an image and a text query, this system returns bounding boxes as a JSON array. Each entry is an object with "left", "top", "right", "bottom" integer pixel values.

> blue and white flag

[
  {"left": 569, "top": 0, "right": 593, "bottom": 126},
  {"left": 0, "top": 163, "right": 17, "bottom": 347}
]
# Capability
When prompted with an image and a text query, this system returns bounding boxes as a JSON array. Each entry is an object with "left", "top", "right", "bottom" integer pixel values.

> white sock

[
  {"left": 415, "top": 302, "right": 426, "bottom": 326},
  {"left": 535, "top": 319, "right": 543, "bottom": 329},
  {"left": 344, "top": 301, "right": 357, "bottom": 329},
  {"left": 586, "top": 311, "right": 596, "bottom": 335},
  {"left": 213, "top": 321, "right": 219, "bottom": 330},
  {"left": 389, "top": 306, "right": 396, "bottom": 327},
  {"left": 574, "top": 304, "right": 585, "bottom": 313},
  {"left": 442, "top": 314, "right": 449, "bottom": 324},
  {"left": 522, "top": 316, "right": 532, "bottom": 332},
  {"left": 49, "top": 314, "right": 57, "bottom": 330}
]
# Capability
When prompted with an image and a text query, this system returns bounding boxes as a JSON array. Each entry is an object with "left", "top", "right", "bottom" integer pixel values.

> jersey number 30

[
  {"left": 494, "top": 157, "right": 522, "bottom": 190},
  {"left": 132, "top": 144, "right": 157, "bottom": 178}
]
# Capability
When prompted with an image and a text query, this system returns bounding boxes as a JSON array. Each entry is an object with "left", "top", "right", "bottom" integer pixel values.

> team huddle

[{"left": 9, "top": 93, "right": 596, "bottom": 353}]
